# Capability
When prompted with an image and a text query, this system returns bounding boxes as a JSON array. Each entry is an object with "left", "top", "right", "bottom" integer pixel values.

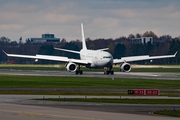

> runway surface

[
  {"left": 0, "top": 70, "right": 180, "bottom": 119},
  {"left": 0, "top": 95, "right": 180, "bottom": 120},
  {"left": 0, "top": 69, "right": 180, "bottom": 80}
]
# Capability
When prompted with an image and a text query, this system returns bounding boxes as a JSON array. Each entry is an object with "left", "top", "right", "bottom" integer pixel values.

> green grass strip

[
  {"left": 154, "top": 110, "right": 180, "bottom": 117},
  {"left": 0, "top": 74, "right": 180, "bottom": 88},
  {"left": 131, "top": 68, "right": 180, "bottom": 72},
  {"left": 36, "top": 98, "right": 180, "bottom": 105},
  {"left": 0, "top": 91, "right": 179, "bottom": 97}
]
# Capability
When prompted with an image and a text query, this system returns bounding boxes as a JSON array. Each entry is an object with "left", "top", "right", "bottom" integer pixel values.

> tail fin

[{"left": 81, "top": 23, "right": 87, "bottom": 50}]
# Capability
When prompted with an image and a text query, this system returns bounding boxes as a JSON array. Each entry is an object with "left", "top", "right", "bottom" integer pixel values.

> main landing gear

[
  {"left": 75, "top": 65, "right": 114, "bottom": 75},
  {"left": 104, "top": 66, "right": 114, "bottom": 75},
  {"left": 75, "top": 64, "right": 83, "bottom": 75}
]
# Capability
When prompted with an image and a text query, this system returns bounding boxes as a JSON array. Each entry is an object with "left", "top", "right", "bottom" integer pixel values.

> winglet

[
  {"left": 81, "top": 23, "right": 87, "bottom": 50},
  {"left": 2, "top": 50, "right": 8, "bottom": 55},
  {"left": 174, "top": 51, "right": 178, "bottom": 57}
]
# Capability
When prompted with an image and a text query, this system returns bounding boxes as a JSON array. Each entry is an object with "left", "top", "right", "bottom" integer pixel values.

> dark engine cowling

[
  {"left": 120, "top": 63, "right": 131, "bottom": 72},
  {"left": 66, "top": 63, "right": 77, "bottom": 72}
]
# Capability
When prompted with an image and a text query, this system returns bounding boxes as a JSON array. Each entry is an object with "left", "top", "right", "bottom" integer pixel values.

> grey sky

[{"left": 0, "top": 0, "right": 180, "bottom": 42}]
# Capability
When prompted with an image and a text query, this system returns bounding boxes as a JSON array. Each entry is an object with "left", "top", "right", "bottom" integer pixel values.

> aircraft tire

[
  {"left": 75, "top": 70, "right": 79, "bottom": 74},
  {"left": 111, "top": 71, "right": 114, "bottom": 75},
  {"left": 75, "top": 70, "right": 83, "bottom": 75},
  {"left": 106, "top": 71, "right": 110, "bottom": 75}
]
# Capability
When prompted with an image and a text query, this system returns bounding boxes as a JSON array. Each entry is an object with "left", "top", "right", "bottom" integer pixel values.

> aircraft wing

[
  {"left": 54, "top": 48, "right": 80, "bottom": 54},
  {"left": 97, "top": 48, "right": 109, "bottom": 51},
  {"left": 113, "top": 51, "right": 178, "bottom": 64},
  {"left": 3, "top": 50, "right": 91, "bottom": 65}
]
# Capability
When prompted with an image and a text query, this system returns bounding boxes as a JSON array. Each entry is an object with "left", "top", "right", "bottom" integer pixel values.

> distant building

[
  {"left": 31, "top": 34, "right": 60, "bottom": 43},
  {"left": 131, "top": 37, "right": 153, "bottom": 44}
]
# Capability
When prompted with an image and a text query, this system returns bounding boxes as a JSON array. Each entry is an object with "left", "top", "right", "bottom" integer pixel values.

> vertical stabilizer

[{"left": 81, "top": 23, "right": 87, "bottom": 50}]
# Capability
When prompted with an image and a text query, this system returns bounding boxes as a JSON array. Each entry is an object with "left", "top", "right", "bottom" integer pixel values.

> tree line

[{"left": 0, "top": 31, "right": 180, "bottom": 64}]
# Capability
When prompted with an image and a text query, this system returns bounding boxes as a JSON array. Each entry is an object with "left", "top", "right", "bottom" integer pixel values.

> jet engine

[
  {"left": 120, "top": 63, "right": 131, "bottom": 72},
  {"left": 66, "top": 63, "right": 77, "bottom": 72}
]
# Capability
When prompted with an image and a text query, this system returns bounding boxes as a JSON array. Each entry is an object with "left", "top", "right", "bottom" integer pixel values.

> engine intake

[
  {"left": 120, "top": 63, "right": 131, "bottom": 72},
  {"left": 66, "top": 63, "right": 77, "bottom": 72}
]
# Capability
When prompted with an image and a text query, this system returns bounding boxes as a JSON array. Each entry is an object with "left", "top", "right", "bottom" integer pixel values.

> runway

[
  {"left": 0, "top": 69, "right": 180, "bottom": 80},
  {"left": 0, "top": 95, "right": 180, "bottom": 120}
]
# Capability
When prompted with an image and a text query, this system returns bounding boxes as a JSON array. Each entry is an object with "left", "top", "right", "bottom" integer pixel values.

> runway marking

[{"left": 0, "top": 109, "right": 102, "bottom": 120}]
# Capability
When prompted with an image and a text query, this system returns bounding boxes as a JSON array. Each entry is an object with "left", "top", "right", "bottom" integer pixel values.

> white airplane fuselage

[{"left": 80, "top": 49, "right": 113, "bottom": 68}]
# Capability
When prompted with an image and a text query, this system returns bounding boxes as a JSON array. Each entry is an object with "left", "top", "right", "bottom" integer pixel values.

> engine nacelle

[
  {"left": 66, "top": 63, "right": 77, "bottom": 72},
  {"left": 120, "top": 63, "right": 131, "bottom": 72}
]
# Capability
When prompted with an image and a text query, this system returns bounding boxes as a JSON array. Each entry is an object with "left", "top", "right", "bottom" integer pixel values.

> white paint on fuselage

[{"left": 80, "top": 49, "right": 113, "bottom": 68}]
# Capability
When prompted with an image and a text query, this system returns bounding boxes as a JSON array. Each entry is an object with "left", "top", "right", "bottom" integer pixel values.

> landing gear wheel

[
  {"left": 111, "top": 71, "right": 114, "bottom": 75},
  {"left": 76, "top": 70, "right": 79, "bottom": 74},
  {"left": 80, "top": 70, "right": 83, "bottom": 74},
  {"left": 106, "top": 71, "right": 110, "bottom": 75},
  {"left": 76, "top": 70, "right": 83, "bottom": 75},
  {"left": 104, "top": 66, "right": 114, "bottom": 75},
  {"left": 104, "top": 70, "right": 114, "bottom": 75},
  {"left": 75, "top": 64, "right": 83, "bottom": 75}
]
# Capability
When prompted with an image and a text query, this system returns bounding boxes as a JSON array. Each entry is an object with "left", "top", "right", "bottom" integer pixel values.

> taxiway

[
  {"left": 0, "top": 95, "right": 180, "bottom": 120},
  {"left": 0, "top": 69, "right": 179, "bottom": 80}
]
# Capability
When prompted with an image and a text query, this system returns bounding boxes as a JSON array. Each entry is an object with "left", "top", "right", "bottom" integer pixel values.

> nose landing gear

[{"left": 104, "top": 66, "right": 114, "bottom": 75}]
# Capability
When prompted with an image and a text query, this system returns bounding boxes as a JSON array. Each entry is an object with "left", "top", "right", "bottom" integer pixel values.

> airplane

[{"left": 3, "top": 23, "right": 178, "bottom": 75}]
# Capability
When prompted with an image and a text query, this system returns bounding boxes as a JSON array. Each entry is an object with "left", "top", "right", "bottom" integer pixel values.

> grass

[
  {"left": 0, "top": 75, "right": 180, "bottom": 88},
  {"left": 0, "top": 75, "right": 180, "bottom": 96},
  {"left": 0, "top": 91, "right": 127, "bottom": 95},
  {"left": 154, "top": 110, "right": 180, "bottom": 117},
  {"left": 0, "top": 91, "right": 179, "bottom": 97},
  {"left": 0, "top": 64, "right": 64, "bottom": 71},
  {"left": 131, "top": 68, "right": 180, "bottom": 72},
  {"left": 35, "top": 98, "right": 180, "bottom": 105}
]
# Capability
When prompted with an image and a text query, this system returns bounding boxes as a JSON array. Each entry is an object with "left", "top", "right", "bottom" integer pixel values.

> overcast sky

[{"left": 0, "top": 0, "right": 180, "bottom": 42}]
